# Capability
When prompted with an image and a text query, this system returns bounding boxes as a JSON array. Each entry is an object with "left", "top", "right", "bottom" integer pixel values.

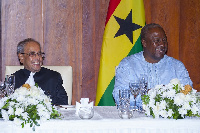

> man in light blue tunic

[{"left": 112, "top": 23, "right": 193, "bottom": 108}]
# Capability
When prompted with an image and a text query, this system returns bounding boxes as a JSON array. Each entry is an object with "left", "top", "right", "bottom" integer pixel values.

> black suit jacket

[{"left": 13, "top": 67, "right": 68, "bottom": 105}]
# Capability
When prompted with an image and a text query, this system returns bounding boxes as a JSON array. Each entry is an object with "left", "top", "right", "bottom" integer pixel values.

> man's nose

[
  {"left": 33, "top": 54, "right": 42, "bottom": 60},
  {"left": 158, "top": 39, "right": 167, "bottom": 46}
]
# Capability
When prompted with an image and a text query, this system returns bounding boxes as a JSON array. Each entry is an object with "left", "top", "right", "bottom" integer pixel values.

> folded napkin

[{"left": 76, "top": 98, "right": 93, "bottom": 115}]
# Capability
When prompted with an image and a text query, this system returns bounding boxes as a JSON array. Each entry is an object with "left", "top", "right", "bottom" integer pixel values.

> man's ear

[
  {"left": 141, "top": 39, "right": 147, "bottom": 48},
  {"left": 18, "top": 54, "right": 24, "bottom": 64}
]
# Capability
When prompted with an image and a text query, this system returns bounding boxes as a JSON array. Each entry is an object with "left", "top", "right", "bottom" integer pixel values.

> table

[{"left": 1, "top": 106, "right": 200, "bottom": 133}]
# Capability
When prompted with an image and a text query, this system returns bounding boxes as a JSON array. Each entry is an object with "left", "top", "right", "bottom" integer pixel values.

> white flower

[
  {"left": 9, "top": 101, "right": 16, "bottom": 106},
  {"left": 1, "top": 110, "right": 9, "bottom": 121},
  {"left": 15, "top": 87, "right": 29, "bottom": 96},
  {"left": 174, "top": 93, "right": 185, "bottom": 106},
  {"left": 37, "top": 104, "right": 45, "bottom": 110},
  {"left": 162, "top": 91, "right": 168, "bottom": 98},
  {"left": 14, "top": 117, "right": 22, "bottom": 126},
  {"left": 21, "top": 112, "right": 29, "bottom": 120},
  {"left": 170, "top": 78, "right": 181, "bottom": 86},
  {"left": 0, "top": 97, "right": 8, "bottom": 108},
  {"left": 191, "top": 104, "right": 199, "bottom": 114},
  {"left": 149, "top": 99, "right": 155, "bottom": 108},
  {"left": 44, "top": 95, "right": 51, "bottom": 104},
  {"left": 159, "top": 110, "right": 168, "bottom": 118},
  {"left": 152, "top": 102, "right": 161, "bottom": 116},
  {"left": 27, "top": 97, "right": 38, "bottom": 105},
  {"left": 142, "top": 104, "right": 147, "bottom": 110},
  {"left": 0, "top": 101, "right": 4, "bottom": 109},
  {"left": 30, "top": 86, "right": 40, "bottom": 97},
  {"left": 178, "top": 108, "right": 187, "bottom": 117},
  {"left": 16, "top": 95, "right": 26, "bottom": 102},
  {"left": 159, "top": 100, "right": 167, "bottom": 110},
  {"left": 166, "top": 89, "right": 176, "bottom": 99},
  {"left": 185, "top": 94, "right": 193, "bottom": 102},
  {"left": 191, "top": 89, "right": 197, "bottom": 94},
  {"left": 145, "top": 107, "right": 151, "bottom": 116},
  {"left": 8, "top": 106, "right": 14, "bottom": 115},
  {"left": 154, "top": 84, "right": 164, "bottom": 90},
  {"left": 15, "top": 107, "right": 24, "bottom": 116},
  {"left": 167, "top": 109, "right": 173, "bottom": 117},
  {"left": 182, "top": 102, "right": 191, "bottom": 110},
  {"left": 153, "top": 110, "right": 160, "bottom": 119},
  {"left": 149, "top": 89, "right": 156, "bottom": 99}
]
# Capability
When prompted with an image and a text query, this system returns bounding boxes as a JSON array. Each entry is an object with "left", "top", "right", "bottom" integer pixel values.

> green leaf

[
  {"left": 30, "top": 122, "right": 33, "bottom": 127},
  {"left": 154, "top": 94, "right": 162, "bottom": 102},
  {"left": 35, "top": 83, "right": 39, "bottom": 87},
  {"left": 173, "top": 84, "right": 180, "bottom": 93},
  {"left": 21, "top": 122, "right": 24, "bottom": 128},
  {"left": 33, "top": 120, "right": 40, "bottom": 126},
  {"left": 141, "top": 95, "right": 150, "bottom": 105},
  {"left": 150, "top": 108, "right": 155, "bottom": 118}
]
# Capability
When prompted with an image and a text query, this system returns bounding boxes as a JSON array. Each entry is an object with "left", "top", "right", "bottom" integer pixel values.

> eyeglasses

[{"left": 21, "top": 52, "right": 45, "bottom": 58}]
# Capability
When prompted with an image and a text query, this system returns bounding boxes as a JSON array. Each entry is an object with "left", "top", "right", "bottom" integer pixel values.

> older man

[
  {"left": 113, "top": 23, "right": 193, "bottom": 108},
  {"left": 13, "top": 38, "right": 68, "bottom": 105}
]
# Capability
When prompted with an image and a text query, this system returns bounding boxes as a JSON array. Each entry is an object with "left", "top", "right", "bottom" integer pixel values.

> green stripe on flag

[
  {"left": 127, "top": 36, "right": 143, "bottom": 56},
  {"left": 98, "top": 77, "right": 116, "bottom": 106}
]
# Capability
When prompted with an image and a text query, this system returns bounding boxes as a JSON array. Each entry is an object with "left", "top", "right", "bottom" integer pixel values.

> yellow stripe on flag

[{"left": 95, "top": 0, "right": 145, "bottom": 106}]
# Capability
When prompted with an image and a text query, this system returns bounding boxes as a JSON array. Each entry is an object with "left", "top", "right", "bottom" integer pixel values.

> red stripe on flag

[{"left": 105, "top": 0, "right": 121, "bottom": 25}]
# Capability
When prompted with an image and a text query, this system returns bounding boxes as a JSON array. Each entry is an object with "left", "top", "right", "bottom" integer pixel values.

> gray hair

[
  {"left": 140, "top": 23, "right": 165, "bottom": 41},
  {"left": 17, "top": 38, "right": 41, "bottom": 54}
]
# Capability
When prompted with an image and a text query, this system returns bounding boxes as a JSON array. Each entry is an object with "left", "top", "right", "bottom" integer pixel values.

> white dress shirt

[
  {"left": 113, "top": 51, "right": 193, "bottom": 107},
  {"left": 25, "top": 72, "right": 35, "bottom": 86}
]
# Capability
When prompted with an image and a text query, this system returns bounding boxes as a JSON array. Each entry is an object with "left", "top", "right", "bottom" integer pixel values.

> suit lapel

[{"left": 14, "top": 69, "right": 30, "bottom": 89}]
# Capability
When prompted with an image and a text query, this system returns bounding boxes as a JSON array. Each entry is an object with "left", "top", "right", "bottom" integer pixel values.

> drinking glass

[
  {"left": 0, "top": 81, "right": 6, "bottom": 98},
  {"left": 129, "top": 82, "right": 140, "bottom": 111},
  {"left": 119, "top": 89, "right": 130, "bottom": 105},
  {"left": 5, "top": 75, "right": 15, "bottom": 96},
  {"left": 78, "top": 107, "right": 94, "bottom": 119},
  {"left": 118, "top": 89, "right": 132, "bottom": 119},
  {"left": 118, "top": 104, "right": 133, "bottom": 119}
]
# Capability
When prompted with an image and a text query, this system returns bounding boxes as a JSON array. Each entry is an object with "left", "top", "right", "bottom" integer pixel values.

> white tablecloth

[{"left": 1, "top": 106, "right": 200, "bottom": 133}]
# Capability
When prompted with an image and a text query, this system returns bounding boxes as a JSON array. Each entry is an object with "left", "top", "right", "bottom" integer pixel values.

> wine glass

[
  {"left": 129, "top": 82, "right": 140, "bottom": 111},
  {"left": 5, "top": 75, "right": 15, "bottom": 96},
  {"left": 139, "top": 74, "right": 148, "bottom": 95},
  {"left": 139, "top": 74, "right": 148, "bottom": 112},
  {"left": 140, "top": 74, "right": 148, "bottom": 89}
]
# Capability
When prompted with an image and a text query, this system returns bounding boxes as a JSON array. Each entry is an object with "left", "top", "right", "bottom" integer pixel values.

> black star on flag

[{"left": 114, "top": 10, "right": 142, "bottom": 44}]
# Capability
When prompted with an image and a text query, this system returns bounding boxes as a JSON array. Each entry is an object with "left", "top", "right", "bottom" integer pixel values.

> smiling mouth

[
  {"left": 156, "top": 47, "right": 166, "bottom": 53},
  {"left": 32, "top": 62, "right": 41, "bottom": 65}
]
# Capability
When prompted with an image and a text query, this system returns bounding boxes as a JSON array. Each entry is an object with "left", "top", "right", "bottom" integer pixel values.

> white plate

[{"left": 58, "top": 105, "right": 76, "bottom": 110}]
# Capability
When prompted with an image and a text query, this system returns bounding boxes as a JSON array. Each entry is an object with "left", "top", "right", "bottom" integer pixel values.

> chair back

[{"left": 5, "top": 65, "right": 73, "bottom": 105}]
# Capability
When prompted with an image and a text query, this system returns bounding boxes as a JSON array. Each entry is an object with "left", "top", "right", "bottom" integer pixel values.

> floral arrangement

[
  {"left": 0, "top": 84, "right": 60, "bottom": 131},
  {"left": 142, "top": 78, "right": 200, "bottom": 119}
]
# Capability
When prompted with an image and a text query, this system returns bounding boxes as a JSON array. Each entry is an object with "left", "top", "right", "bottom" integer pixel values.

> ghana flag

[{"left": 95, "top": 0, "right": 145, "bottom": 106}]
